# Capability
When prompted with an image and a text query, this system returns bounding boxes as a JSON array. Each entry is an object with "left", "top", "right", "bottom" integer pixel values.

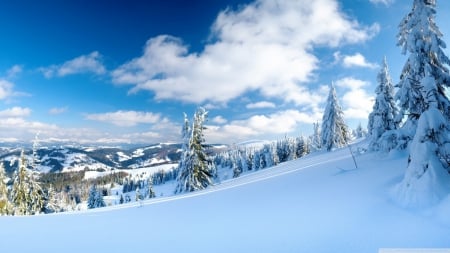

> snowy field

[{"left": 1, "top": 146, "right": 450, "bottom": 253}]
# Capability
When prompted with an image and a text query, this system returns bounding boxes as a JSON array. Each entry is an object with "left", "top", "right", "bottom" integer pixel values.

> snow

[
  {"left": 84, "top": 163, "right": 177, "bottom": 180},
  {"left": 1, "top": 146, "right": 449, "bottom": 252},
  {"left": 392, "top": 107, "right": 450, "bottom": 208},
  {"left": 116, "top": 151, "right": 131, "bottom": 162},
  {"left": 132, "top": 148, "right": 144, "bottom": 157},
  {"left": 61, "top": 152, "right": 112, "bottom": 172}
]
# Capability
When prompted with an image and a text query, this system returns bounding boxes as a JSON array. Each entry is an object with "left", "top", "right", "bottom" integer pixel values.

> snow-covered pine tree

[
  {"left": 135, "top": 187, "right": 142, "bottom": 201},
  {"left": 252, "top": 150, "right": 261, "bottom": 171},
  {"left": 394, "top": 75, "right": 450, "bottom": 207},
  {"left": 11, "top": 151, "right": 30, "bottom": 215},
  {"left": 368, "top": 57, "right": 399, "bottom": 151},
  {"left": 10, "top": 150, "right": 44, "bottom": 215},
  {"left": 395, "top": 0, "right": 450, "bottom": 145},
  {"left": 175, "top": 107, "right": 213, "bottom": 193},
  {"left": 354, "top": 122, "right": 366, "bottom": 139},
  {"left": 276, "top": 138, "right": 291, "bottom": 163},
  {"left": 295, "top": 136, "right": 307, "bottom": 158},
  {"left": 310, "top": 122, "right": 322, "bottom": 151},
  {"left": 321, "top": 83, "right": 349, "bottom": 151},
  {"left": 176, "top": 113, "right": 190, "bottom": 186},
  {"left": 43, "top": 185, "right": 59, "bottom": 213},
  {"left": 87, "top": 185, "right": 106, "bottom": 209},
  {"left": 0, "top": 162, "right": 12, "bottom": 215}
]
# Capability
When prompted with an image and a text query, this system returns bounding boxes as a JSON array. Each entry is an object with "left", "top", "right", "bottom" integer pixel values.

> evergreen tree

[
  {"left": 321, "top": 84, "right": 349, "bottom": 151},
  {"left": 87, "top": 185, "right": 105, "bottom": 209},
  {"left": 393, "top": 0, "right": 450, "bottom": 207},
  {"left": 396, "top": 0, "right": 450, "bottom": 143},
  {"left": 135, "top": 187, "right": 142, "bottom": 201},
  {"left": 310, "top": 122, "right": 322, "bottom": 151},
  {"left": 43, "top": 185, "right": 59, "bottom": 213},
  {"left": 147, "top": 177, "right": 156, "bottom": 199},
  {"left": 368, "top": 57, "right": 399, "bottom": 150},
  {"left": 295, "top": 136, "right": 307, "bottom": 158},
  {"left": 175, "top": 107, "right": 213, "bottom": 193},
  {"left": 394, "top": 75, "right": 450, "bottom": 206},
  {"left": 10, "top": 150, "right": 44, "bottom": 215},
  {"left": 354, "top": 122, "right": 366, "bottom": 139},
  {"left": 0, "top": 162, "right": 12, "bottom": 215}
]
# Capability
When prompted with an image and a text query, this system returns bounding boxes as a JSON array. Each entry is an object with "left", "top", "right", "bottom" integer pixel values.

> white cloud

[
  {"left": 335, "top": 77, "right": 374, "bottom": 119},
  {"left": 342, "top": 53, "right": 378, "bottom": 69},
  {"left": 6, "top": 65, "right": 23, "bottom": 78},
  {"left": 369, "top": 0, "right": 394, "bottom": 6},
  {"left": 85, "top": 110, "right": 162, "bottom": 127},
  {"left": 41, "top": 51, "right": 106, "bottom": 78},
  {"left": 112, "top": 0, "right": 379, "bottom": 105},
  {"left": 0, "top": 107, "right": 31, "bottom": 118},
  {"left": 49, "top": 107, "right": 68, "bottom": 115},
  {"left": 211, "top": 115, "right": 228, "bottom": 124},
  {"left": 0, "top": 118, "right": 178, "bottom": 145},
  {"left": 246, "top": 101, "right": 276, "bottom": 109},
  {"left": 206, "top": 109, "right": 322, "bottom": 143},
  {"left": 0, "top": 80, "right": 14, "bottom": 100}
]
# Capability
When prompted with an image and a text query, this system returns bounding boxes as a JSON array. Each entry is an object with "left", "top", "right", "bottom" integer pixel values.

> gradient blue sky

[{"left": 0, "top": 0, "right": 449, "bottom": 145}]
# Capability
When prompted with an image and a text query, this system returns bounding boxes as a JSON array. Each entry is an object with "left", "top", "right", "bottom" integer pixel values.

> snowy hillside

[
  {"left": 0, "top": 143, "right": 184, "bottom": 173},
  {"left": 1, "top": 146, "right": 449, "bottom": 253}
]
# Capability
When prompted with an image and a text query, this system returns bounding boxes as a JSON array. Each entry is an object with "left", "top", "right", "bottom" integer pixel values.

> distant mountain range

[{"left": 0, "top": 143, "right": 229, "bottom": 174}]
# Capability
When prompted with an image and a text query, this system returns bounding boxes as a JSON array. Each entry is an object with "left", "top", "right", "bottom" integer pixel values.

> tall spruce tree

[
  {"left": 368, "top": 57, "right": 399, "bottom": 150},
  {"left": 11, "top": 150, "right": 44, "bottom": 215},
  {"left": 393, "top": 0, "right": 450, "bottom": 207},
  {"left": 396, "top": 0, "right": 450, "bottom": 140},
  {"left": 321, "top": 83, "right": 349, "bottom": 151},
  {"left": 175, "top": 107, "right": 213, "bottom": 193}
]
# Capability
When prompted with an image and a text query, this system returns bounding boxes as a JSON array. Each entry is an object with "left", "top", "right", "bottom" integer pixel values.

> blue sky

[{"left": 0, "top": 0, "right": 449, "bottom": 145}]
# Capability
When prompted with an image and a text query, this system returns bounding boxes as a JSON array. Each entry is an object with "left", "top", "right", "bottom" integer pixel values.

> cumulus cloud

[
  {"left": 41, "top": 51, "right": 106, "bottom": 78},
  {"left": 85, "top": 110, "right": 162, "bottom": 127},
  {"left": 205, "top": 109, "right": 322, "bottom": 143},
  {"left": 342, "top": 53, "right": 378, "bottom": 69},
  {"left": 211, "top": 115, "right": 228, "bottom": 124},
  {"left": 335, "top": 77, "right": 374, "bottom": 119},
  {"left": 0, "top": 107, "right": 31, "bottom": 118},
  {"left": 369, "top": 0, "right": 394, "bottom": 6},
  {"left": 246, "top": 101, "right": 276, "bottom": 109},
  {"left": 112, "top": 0, "right": 379, "bottom": 106}
]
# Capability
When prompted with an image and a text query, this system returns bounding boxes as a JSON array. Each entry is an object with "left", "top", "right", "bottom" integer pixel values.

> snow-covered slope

[{"left": 1, "top": 147, "right": 449, "bottom": 253}]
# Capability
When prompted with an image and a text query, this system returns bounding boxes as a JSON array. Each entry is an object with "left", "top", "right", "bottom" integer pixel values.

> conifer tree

[
  {"left": 0, "top": 162, "right": 12, "bottom": 215},
  {"left": 368, "top": 57, "right": 399, "bottom": 150},
  {"left": 43, "top": 185, "right": 61, "bottom": 213},
  {"left": 321, "top": 83, "right": 349, "bottom": 151},
  {"left": 175, "top": 107, "right": 213, "bottom": 193},
  {"left": 310, "top": 122, "right": 322, "bottom": 151},
  {"left": 87, "top": 185, "right": 105, "bottom": 209},
  {"left": 396, "top": 0, "right": 450, "bottom": 141},
  {"left": 393, "top": 0, "right": 450, "bottom": 207},
  {"left": 395, "top": 76, "right": 450, "bottom": 206},
  {"left": 11, "top": 151, "right": 29, "bottom": 215}
]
